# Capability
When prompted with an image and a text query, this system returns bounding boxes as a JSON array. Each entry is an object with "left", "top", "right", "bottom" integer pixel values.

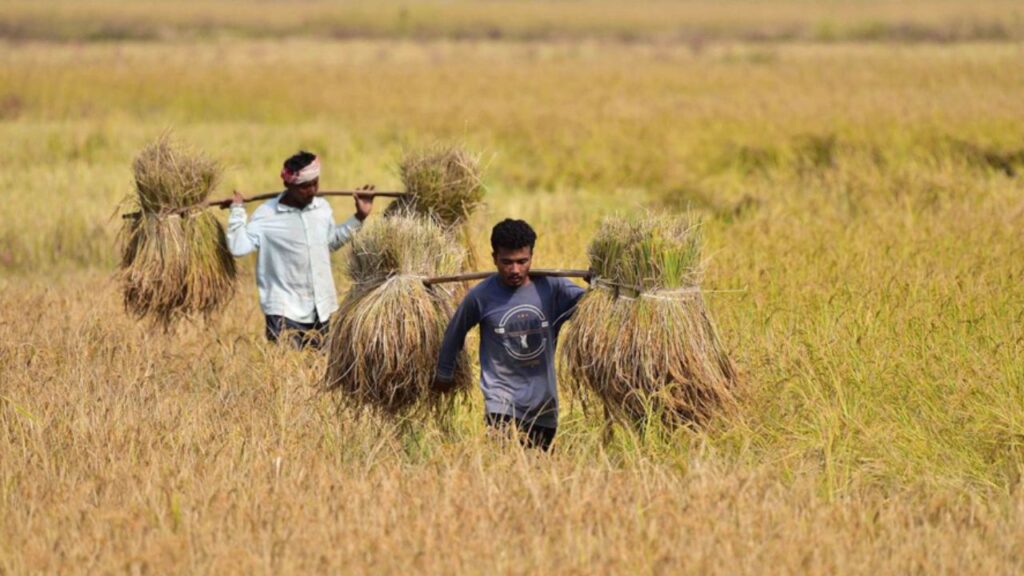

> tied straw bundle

[
  {"left": 119, "top": 135, "right": 235, "bottom": 327},
  {"left": 561, "top": 213, "right": 738, "bottom": 428},
  {"left": 387, "top": 145, "right": 485, "bottom": 268},
  {"left": 324, "top": 212, "right": 473, "bottom": 416}
]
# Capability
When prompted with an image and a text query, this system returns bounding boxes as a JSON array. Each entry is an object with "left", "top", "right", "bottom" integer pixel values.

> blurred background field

[
  {"left": 2, "top": 0, "right": 1024, "bottom": 43},
  {"left": 2, "top": 1, "right": 1024, "bottom": 573}
]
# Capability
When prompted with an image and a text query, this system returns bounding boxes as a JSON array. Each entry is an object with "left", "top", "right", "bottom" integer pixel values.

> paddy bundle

[
  {"left": 386, "top": 145, "right": 485, "bottom": 268},
  {"left": 561, "top": 213, "right": 738, "bottom": 427},
  {"left": 324, "top": 212, "right": 473, "bottom": 416},
  {"left": 119, "top": 135, "right": 236, "bottom": 327}
]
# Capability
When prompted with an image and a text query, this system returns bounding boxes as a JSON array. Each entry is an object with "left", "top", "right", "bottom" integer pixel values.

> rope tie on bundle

[
  {"left": 590, "top": 278, "right": 746, "bottom": 301},
  {"left": 590, "top": 277, "right": 702, "bottom": 302},
  {"left": 123, "top": 205, "right": 202, "bottom": 221}
]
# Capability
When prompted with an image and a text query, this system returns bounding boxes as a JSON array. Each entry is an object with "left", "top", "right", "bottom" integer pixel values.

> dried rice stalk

[
  {"left": 561, "top": 213, "right": 737, "bottom": 427},
  {"left": 386, "top": 144, "right": 485, "bottom": 270},
  {"left": 390, "top": 144, "right": 484, "bottom": 228},
  {"left": 325, "top": 212, "right": 473, "bottom": 416},
  {"left": 132, "top": 134, "right": 222, "bottom": 215},
  {"left": 118, "top": 135, "right": 235, "bottom": 327}
]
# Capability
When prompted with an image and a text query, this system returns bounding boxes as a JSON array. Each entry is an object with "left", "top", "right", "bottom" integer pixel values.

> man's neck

[
  {"left": 279, "top": 191, "right": 309, "bottom": 209},
  {"left": 499, "top": 276, "right": 532, "bottom": 289}
]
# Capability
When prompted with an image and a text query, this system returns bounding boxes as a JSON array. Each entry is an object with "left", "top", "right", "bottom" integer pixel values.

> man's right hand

[
  {"left": 231, "top": 190, "right": 245, "bottom": 207},
  {"left": 353, "top": 184, "right": 375, "bottom": 221}
]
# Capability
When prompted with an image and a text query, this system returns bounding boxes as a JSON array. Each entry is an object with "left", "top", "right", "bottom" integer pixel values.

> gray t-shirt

[{"left": 436, "top": 275, "right": 585, "bottom": 429}]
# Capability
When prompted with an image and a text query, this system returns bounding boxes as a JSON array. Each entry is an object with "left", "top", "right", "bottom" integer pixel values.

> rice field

[{"left": 2, "top": 1, "right": 1024, "bottom": 573}]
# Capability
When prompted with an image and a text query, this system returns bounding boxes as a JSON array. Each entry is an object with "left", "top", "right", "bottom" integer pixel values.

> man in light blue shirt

[{"left": 227, "top": 151, "right": 374, "bottom": 349}]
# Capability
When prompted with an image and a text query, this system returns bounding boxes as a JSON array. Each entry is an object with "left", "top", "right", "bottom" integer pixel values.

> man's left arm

[
  {"left": 327, "top": 213, "right": 363, "bottom": 252},
  {"left": 551, "top": 278, "right": 587, "bottom": 331},
  {"left": 327, "top": 186, "right": 375, "bottom": 252}
]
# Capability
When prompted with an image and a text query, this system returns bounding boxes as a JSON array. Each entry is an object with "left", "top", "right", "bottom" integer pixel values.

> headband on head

[{"left": 281, "top": 156, "right": 321, "bottom": 185}]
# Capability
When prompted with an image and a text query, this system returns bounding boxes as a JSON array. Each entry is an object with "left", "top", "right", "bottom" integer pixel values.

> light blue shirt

[{"left": 227, "top": 194, "right": 362, "bottom": 323}]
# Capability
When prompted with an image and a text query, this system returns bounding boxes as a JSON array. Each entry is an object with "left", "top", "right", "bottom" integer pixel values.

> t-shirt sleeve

[{"left": 435, "top": 292, "right": 482, "bottom": 381}]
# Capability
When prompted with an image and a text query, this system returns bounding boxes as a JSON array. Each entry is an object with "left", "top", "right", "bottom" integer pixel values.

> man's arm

[
  {"left": 327, "top": 186, "right": 375, "bottom": 252},
  {"left": 327, "top": 214, "right": 362, "bottom": 252},
  {"left": 226, "top": 191, "right": 259, "bottom": 257},
  {"left": 434, "top": 294, "right": 481, "bottom": 390},
  {"left": 551, "top": 278, "right": 586, "bottom": 332}
]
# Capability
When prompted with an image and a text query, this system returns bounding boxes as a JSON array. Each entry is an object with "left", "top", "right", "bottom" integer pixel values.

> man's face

[
  {"left": 285, "top": 177, "right": 319, "bottom": 208},
  {"left": 493, "top": 246, "right": 533, "bottom": 288}
]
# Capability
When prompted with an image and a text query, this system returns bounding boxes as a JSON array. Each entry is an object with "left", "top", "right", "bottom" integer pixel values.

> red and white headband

[{"left": 281, "top": 156, "right": 321, "bottom": 185}]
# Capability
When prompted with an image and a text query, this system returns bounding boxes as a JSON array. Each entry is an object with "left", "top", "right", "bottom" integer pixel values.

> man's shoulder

[
  {"left": 312, "top": 197, "right": 332, "bottom": 212},
  {"left": 252, "top": 195, "right": 283, "bottom": 218},
  {"left": 466, "top": 275, "right": 498, "bottom": 297},
  {"left": 548, "top": 275, "right": 584, "bottom": 290},
  {"left": 533, "top": 274, "right": 568, "bottom": 290},
  {"left": 463, "top": 275, "right": 503, "bottom": 304},
  {"left": 535, "top": 275, "right": 585, "bottom": 300}
]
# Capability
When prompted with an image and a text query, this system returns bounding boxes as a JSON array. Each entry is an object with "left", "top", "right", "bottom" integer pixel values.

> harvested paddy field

[{"left": 2, "top": 2, "right": 1024, "bottom": 573}]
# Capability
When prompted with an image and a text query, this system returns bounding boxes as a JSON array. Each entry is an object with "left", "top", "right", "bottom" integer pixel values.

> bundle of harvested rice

[
  {"left": 389, "top": 145, "right": 484, "bottom": 228},
  {"left": 119, "top": 135, "right": 235, "bottom": 326},
  {"left": 386, "top": 145, "right": 485, "bottom": 269},
  {"left": 324, "top": 212, "right": 473, "bottom": 416},
  {"left": 561, "top": 213, "right": 737, "bottom": 427}
]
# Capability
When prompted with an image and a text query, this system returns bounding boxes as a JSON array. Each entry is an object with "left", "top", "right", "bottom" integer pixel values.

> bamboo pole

[
  {"left": 423, "top": 269, "right": 590, "bottom": 286},
  {"left": 208, "top": 190, "right": 407, "bottom": 209},
  {"left": 122, "top": 190, "right": 407, "bottom": 219}
]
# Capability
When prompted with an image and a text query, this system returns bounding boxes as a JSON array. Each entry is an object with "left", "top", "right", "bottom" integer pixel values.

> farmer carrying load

[
  {"left": 227, "top": 151, "right": 375, "bottom": 349},
  {"left": 433, "top": 219, "right": 587, "bottom": 451}
]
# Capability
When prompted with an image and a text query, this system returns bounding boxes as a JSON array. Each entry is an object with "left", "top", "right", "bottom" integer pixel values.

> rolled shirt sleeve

[{"left": 328, "top": 215, "right": 363, "bottom": 252}]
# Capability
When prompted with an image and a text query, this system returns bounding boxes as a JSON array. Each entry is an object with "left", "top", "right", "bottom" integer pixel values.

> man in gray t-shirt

[{"left": 434, "top": 219, "right": 586, "bottom": 450}]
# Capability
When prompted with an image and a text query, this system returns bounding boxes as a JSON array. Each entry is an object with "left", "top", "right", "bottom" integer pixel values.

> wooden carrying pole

[
  {"left": 423, "top": 269, "right": 590, "bottom": 286},
  {"left": 122, "top": 190, "right": 407, "bottom": 218},
  {"left": 207, "top": 190, "right": 406, "bottom": 209}
]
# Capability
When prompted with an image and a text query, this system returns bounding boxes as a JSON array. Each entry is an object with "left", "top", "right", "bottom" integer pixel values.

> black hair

[
  {"left": 283, "top": 150, "right": 317, "bottom": 173},
  {"left": 490, "top": 218, "right": 537, "bottom": 253}
]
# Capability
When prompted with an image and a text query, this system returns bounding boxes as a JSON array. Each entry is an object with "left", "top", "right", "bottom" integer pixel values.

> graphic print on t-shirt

[{"left": 493, "top": 304, "right": 550, "bottom": 362}]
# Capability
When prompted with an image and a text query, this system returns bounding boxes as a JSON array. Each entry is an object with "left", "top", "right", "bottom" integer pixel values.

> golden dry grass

[
  {"left": 2, "top": 3, "right": 1024, "bottom": 572},
  {"left": 3, "top": 275, "right": 1024, "bottom": 574}
]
